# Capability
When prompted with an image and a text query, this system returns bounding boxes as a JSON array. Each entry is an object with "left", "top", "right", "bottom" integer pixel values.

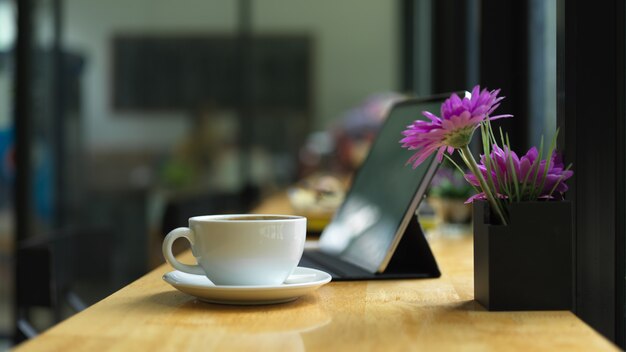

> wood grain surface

[{"left": 13, "top": 195, "right": 618, "bottom": 351}]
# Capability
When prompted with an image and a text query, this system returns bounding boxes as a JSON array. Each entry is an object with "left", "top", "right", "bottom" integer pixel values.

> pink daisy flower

[{"left": 400, "top": 86, "right": 512, "bottom": 168}]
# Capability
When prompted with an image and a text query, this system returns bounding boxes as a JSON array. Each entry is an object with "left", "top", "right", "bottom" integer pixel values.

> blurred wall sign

[{"left": 111, "top": 34, "right": 312, "bottom": 112}]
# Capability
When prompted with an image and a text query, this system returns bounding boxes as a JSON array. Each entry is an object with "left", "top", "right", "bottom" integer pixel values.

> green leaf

[
  {"left": 460, "top": 145, "right": 508, "bottom": 225},
  {"left": 486, "top": 119, "right": 498, "bottom": 145},
  {"left": 505, "top": 134, "right": 521, "bottom": 202},
  {"left": 443, "top": 153, "right": 465, "bottom": 175},
  {"left": 495, "top": 127, "right": 513, "bottom": 193},
  {"left": 528, "top": 137, "right": 545, "bottom": 200},
  {"left": 499, "top": 127, "right": 506, "bottom": 148},
  {"left": 480, "top": 123, "right": 501, "bottom": 201},
  {"left": 520, "top": 135, "right": 543, "bottom": 200},
  {"left": 443, "top": 153, "right": 481, "bottom": 195},
  {"left": 533, "top": 130, "right": 559, "bottom": 200}
]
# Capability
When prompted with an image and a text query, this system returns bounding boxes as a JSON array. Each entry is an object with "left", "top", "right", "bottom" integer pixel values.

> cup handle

[{"left": 162, "top": 227, "right": 205, "bottom": 275}]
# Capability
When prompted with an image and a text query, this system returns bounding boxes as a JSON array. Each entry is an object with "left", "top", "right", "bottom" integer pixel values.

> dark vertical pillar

[
  {"left": 465, "top": 0, "right": 480, "bottom": 87},
  {"left": 52, "top": 0, "right": 65, "bottom": 229},
  {"left": 479, "top": 0, "right": 530, "bottom": 151},
  {"left": 617, "top": 1, "right": 626, "bottom": 346},
  {"left": 557, "top": 0, "right": 625, "bottom": 345},
  {"left": 400, "top": 0, "right": 415, "bottom": 92},
  {"left": 616, "top": 1, "right": 626, "bottom": 347},
  {"left": 236, "top": 0, "right": 253, "bottom": 190},
  {"left": 431, "top": 0, "right": 467, "bottom": 94},
  {"left": 13, "top": 0, "right": 34, "bottom": 343}
]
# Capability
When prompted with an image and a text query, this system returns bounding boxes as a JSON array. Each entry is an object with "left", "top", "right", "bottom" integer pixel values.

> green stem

[
  {"left": 460, "top": 145, "right": 509, "bottom": 225},
  {"left": 444, "top": 153, "right": 480, "bottom": 194}
]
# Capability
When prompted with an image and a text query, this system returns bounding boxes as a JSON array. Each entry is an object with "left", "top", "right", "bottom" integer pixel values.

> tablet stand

[{"left": 378, "top": 216, "right": 441, "bottom": 278}]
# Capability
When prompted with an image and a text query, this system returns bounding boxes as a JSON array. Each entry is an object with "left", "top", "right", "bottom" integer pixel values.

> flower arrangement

[{"left": 400, "top": 86, "right": 573, "bottom": 225}]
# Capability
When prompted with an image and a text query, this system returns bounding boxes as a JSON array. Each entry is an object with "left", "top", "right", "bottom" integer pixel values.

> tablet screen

[{"left": 318, "top": 96, "right": 446, "bottom": 273}]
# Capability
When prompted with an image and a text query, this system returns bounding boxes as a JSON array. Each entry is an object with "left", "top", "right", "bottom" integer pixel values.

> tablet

[{"left": 299, "top": 94, "right": 449, "bottom": 279}]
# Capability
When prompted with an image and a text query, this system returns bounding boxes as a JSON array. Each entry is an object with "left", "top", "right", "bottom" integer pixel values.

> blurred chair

[{"left": 14, "top": 227, "right": 112, "bottom": 342}]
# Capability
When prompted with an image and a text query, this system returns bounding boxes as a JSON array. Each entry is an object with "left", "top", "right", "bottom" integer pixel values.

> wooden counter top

[{"left": 14, "top": 195, "right": 618, "bottom": 351}]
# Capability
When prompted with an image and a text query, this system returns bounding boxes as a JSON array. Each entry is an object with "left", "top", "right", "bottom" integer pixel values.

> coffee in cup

[{"left": 162, "top": 214, "right": 306, "bottom": 286}]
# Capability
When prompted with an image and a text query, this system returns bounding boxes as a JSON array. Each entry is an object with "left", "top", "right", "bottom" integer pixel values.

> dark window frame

[{"left": 557, "top": 0, "right": 625, "bottom": 346}]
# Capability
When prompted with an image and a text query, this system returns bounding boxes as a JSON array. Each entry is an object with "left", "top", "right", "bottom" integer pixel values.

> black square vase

[{"left": 473, "top": 200, "right": 573, "bottom": 311}]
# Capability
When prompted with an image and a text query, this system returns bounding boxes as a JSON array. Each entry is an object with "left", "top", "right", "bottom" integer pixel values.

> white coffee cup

[{"left": 162, "top": 214, "right": 306, "bottom": 286}]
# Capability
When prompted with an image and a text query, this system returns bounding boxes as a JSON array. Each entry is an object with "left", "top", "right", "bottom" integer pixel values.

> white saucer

[{"left": 162, "top": 267, "right": 332, "bottom": 305}]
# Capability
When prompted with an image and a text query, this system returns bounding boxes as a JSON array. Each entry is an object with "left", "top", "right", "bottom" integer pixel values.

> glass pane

[
  {"left": 2, "top": 0, "right": 402, "bottom": 334},
  {"left": 528, "top": 0, "right": 557, "bottom": 146},
  {"left": 4, "top": 1, "right": 404, "bottom": 342}
]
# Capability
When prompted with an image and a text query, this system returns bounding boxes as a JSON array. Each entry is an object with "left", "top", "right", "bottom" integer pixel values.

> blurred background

[{"left": 0, "top": 0, "right": 558, "bottom": 347}]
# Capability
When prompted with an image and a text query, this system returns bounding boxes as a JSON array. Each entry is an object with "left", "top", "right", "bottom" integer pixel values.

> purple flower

[
  {"left": 400, "top": 86, "right": 512, "bottom": 168},
  {"left": 464, "top": 145, "right": 574, "bottom": 203}
]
